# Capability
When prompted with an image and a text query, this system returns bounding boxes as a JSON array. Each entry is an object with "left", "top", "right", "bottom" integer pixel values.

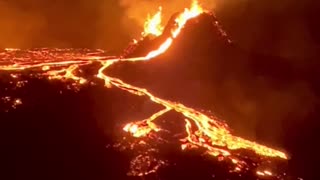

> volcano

[{"left": 0, "top": 2, "right": 311, "bottom": 180}]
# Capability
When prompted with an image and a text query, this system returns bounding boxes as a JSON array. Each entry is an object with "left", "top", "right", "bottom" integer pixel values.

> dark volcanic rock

[
  {"left": 0, "top": 12, "right": 316, "bottom": 180},
  {"left": 109, "top": 13, "right": 317, "bottom": 179}
]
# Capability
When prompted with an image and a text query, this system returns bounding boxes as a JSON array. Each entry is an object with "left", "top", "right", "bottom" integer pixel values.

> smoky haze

[
  {"left": 0, "top": 0, "right": 318, "bottom": 141},
  {"left": 0, "top": 0, "right": 318, "bottom": 58},
  {"left": 0, "top": 0, "right": 216, "bottom": 50},
  {"left": 0, "top": 0, "right": 129, "bottom": 50},
  {"left": 0, "top": 1, "right": 318, "bottom": 178}
]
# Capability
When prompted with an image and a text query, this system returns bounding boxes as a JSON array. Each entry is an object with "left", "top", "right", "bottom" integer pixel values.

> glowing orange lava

[
  {"left": 0, "top": 0, "right": 287, "bottom": 176},
  {"left": 142, "top": 7, "right": 164, "bottom": 37},
  {"left": 100, "top": 0, "right": 286, "bottom": 160}
]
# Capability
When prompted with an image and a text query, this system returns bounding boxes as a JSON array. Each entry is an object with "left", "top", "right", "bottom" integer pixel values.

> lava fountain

[{"left": 0, "top": 0, "right": 288, "bottom": 178}]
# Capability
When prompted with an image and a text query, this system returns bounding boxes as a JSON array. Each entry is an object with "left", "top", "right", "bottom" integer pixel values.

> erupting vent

[{"left": 1, "top": 1, "right": 291, "bottom": 179}]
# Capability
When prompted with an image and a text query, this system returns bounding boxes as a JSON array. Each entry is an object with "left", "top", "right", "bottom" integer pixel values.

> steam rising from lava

[{"left": 1, "top": 0, "right": 290, "bottom": 178}]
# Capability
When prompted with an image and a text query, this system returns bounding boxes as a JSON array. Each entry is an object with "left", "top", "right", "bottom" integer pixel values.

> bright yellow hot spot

[
  {"left": 0, "top": 0, "right": 288, "bottom": 174},
  {"left": 144, "top": 0, "right": 204, "bottom": 59},
  {"left": 172, "top": 0, "right": 204, "bottom": 38},
  {"left": 142, "top": 7, "right": 164, "bottom": 37}
]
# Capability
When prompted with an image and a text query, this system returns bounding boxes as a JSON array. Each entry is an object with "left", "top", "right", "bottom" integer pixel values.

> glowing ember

[
  {"left": 256, "top": 170, "right": 273, "bottom": 177},
  {"left": 0, "top": 0, "right": 288, "bottom": 177}
]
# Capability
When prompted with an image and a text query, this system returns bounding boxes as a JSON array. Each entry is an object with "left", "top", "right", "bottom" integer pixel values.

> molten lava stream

[
  {"left": 0, "top": 0, "right": 287, "bottom": 171},
  {"left": 98, "top": 0, "right": 287, "bottom": 160},
  {"left": 97, "top": 60, "right": 287, "bottom": 160}
]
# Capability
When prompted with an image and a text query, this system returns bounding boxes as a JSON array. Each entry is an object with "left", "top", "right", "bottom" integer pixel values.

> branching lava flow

[{"left": 0, "top": 0, "right": 287, "bottom": 178}]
